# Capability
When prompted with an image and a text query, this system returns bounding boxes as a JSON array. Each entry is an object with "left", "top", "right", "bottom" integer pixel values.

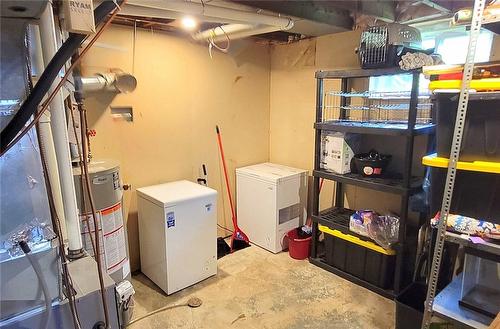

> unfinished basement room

[{"left": 1, "top": 0, "right": 500, "bottom": 328}]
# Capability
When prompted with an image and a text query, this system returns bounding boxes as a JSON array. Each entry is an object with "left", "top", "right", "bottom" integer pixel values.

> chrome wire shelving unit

[
  {"left": 314, "top": 78, "right": 436, "bottom": 136},
  {"left": 322, "top": 91, "right": 433, "bottom": 127}
]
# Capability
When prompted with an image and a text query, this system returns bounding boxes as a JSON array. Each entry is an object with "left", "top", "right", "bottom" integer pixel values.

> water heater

[{"left": 73, "top": 159, "right": 130, "bottom": 282}]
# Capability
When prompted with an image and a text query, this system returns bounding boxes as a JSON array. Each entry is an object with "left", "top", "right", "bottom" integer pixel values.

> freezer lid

[
  {"left": 236, "top": 163, "right": 308, "bottom": 183},
  {"left": 136, "top": 180, "right": 217, "bottom": 207}
]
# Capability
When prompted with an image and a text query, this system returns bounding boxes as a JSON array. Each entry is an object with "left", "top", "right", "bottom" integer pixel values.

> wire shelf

[
  {"left": 323, "top": 90, "right": 432, "bottom": 124},
  {"left": 326, "top": 91, "right": 431, "bottom": 99}
]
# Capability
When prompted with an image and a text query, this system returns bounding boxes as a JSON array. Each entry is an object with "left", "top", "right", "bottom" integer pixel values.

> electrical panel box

[{"left": 62, "top": 0, "right": 96, "bottom": 34}]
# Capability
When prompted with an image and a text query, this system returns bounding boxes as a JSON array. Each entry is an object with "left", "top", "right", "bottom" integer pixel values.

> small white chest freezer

[
  {"left": 137, "top": 180, "right": 217, "bottom": 295},
  {"left": 236, "top": 163, "right": 308, "bottom": 253}
]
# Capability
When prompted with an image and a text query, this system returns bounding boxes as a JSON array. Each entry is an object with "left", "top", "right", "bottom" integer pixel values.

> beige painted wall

[{"left": 82, "top": 25, "right": 270, "bottom": 271}]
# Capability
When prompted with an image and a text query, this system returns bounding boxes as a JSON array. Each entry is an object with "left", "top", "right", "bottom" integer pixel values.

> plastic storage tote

[
  {"left": 459, "top": 250, "right": 500, "bottom": 318},
  {"left": 395, "top": 282, "right": 427, "bottom": 329},
  {"left": 434, "top": 92, "right": 500, "bottom": 162},
  {"left": 319, "top": 224, "right": 396, "bottom": 289},
  {"left": 429, "top": 167, "right": 500, "bottom": 224}
]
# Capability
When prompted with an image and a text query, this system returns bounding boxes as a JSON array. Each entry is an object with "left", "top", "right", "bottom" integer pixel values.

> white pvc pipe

[
  {"left": 29, "top": 24, "right": 68, "bottom": 242},
  {"left": 127, "top": 0, "right": 294, "bottom": 29},
  {"left": 195, "top": 24, "right": 284, "bottom": 42},
  {"left": 39, "top": 2, "right": 83, "bottom": 253},
  {"left": 192, "top": 23, "right": 255, "bottom": 40},
  {"left": 121, "top": 4, "right": 240, "bottom": 24},
  {"left": 38, "top": 113, "right": 68, "bottom": 242}
]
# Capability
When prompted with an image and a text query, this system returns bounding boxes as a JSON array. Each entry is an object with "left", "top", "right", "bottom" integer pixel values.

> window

[
  {"left": 369, "top": 74, "right": 429, "bottom": 94},
  {"left": 433, "top": 29, "right": 493, "bottom": 64},
  {"left": 368, "top": 27, "right": 494, "bottom": 93}
]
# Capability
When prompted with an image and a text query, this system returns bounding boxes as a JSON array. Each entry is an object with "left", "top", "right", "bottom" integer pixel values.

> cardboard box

[{"left": 320, "top": 132, "right": 359, "bottom": 174}]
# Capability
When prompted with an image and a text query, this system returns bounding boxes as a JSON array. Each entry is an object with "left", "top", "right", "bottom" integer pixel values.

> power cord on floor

[
  {"left": 217, "top": 223, "right": 233, "bottom": 234},
  {"left": 126, "top": 297, "right": 202, "bottom": 327}
]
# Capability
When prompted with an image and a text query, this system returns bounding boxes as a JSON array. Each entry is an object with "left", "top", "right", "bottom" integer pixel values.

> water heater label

[
  {"left": 166, "top": 212, "right": 175, "bottom": 228},
  {"left": 112, "top": 172, "right": 120, "bottom": 190},
  {"left": 80, "top": 202, "right": 128, "bottom": 275},
  {"left": 93, "top": 176, "right": 109, "bottom": 185}
]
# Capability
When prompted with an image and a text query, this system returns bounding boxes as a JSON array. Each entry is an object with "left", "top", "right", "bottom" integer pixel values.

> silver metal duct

[{"left": 81, "top": 73, "right": 137, "bottom": 93}]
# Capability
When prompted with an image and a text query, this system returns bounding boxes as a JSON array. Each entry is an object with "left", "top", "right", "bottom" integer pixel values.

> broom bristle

[
  {"left": 231, "top": 238, "right": 250, "bottom": 251},
  {"left": 231, "top": 229, "right": 250, "bottom": 252}
]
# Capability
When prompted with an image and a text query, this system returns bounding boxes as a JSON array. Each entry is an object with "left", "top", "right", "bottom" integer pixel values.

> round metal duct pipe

[{"left": 81, "top": 72, "right": 137, "bottom": 93}]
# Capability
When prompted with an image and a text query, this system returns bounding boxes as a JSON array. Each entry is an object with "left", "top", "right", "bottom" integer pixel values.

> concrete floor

[{"left": 130, "top": 245, "right": 395, "bottom": 329}]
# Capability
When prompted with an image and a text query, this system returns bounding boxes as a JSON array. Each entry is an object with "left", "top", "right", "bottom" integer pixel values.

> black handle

[{"left": 19, "top": 241, "right": 31, "bottom": 254}]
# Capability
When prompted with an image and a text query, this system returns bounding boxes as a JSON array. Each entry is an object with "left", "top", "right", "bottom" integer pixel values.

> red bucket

[{"left": 286, "top": 229, "right": 312, "bottom": 260}]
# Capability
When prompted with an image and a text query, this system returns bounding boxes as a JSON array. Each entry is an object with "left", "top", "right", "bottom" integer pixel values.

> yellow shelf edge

[
  {"left": 318, "top": 224, "right": 396, "bottom": 256},
  {"left": 429, "top": 78, "right": 500, "bottom": 91},
  {"left": 422, "top": 153, "right": 500, "bottom": 174}
]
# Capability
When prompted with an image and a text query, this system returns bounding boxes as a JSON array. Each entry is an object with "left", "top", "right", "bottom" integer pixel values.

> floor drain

[{"left": 187, "top": 297, "right": 203, "bottom": 308}]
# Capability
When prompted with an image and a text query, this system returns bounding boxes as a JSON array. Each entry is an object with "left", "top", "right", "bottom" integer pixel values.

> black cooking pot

[{"left": 354, "top": 150, "right": 392, "bottom": 177}]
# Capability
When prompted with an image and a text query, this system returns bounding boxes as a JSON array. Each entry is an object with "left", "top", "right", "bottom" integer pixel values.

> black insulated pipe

[{"left": 0, "top": 0, "right": 122, "bottom": 154}]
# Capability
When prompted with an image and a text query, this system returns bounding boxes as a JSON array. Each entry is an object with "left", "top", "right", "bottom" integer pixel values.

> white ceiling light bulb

[{"left": 181, "top": 16, "right": 198, "bottom": 31}]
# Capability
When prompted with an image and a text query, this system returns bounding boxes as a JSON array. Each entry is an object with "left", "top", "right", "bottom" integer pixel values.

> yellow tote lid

[
  {"left": 422, "top": 153, "right": 500, "bottom": 174},
  {"left": 319, "top": 224, "right": 396, "bottom": 255}
]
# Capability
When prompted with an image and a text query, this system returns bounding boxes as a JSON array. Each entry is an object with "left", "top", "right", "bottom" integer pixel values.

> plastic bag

[
  {"left": 349, "top": 210, "right": 399, "bottom": 249},
  {"left": 367, "top": 215, "right": 400, "bottom": 249},
  {"left": 431, "top": 212, "right": 500, "bottom": 240},
  {"left": 349, "top": 210, "right": 376, "bottom": 237}
]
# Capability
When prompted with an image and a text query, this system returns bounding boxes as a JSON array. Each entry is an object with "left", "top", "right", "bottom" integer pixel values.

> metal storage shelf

[
  {"left": 326, "top": 91, "right": 431, "bottom": 99},
  {"left": 316, "top": 67, "right": 418, "bottom": 79},
  {"left": 315, "top": 121, "right": 436, "bottom": 136},
  {"left": 445, "top": 232, "right": 500, "bottom": 257},
  {"left": 309, "top": 257, "right": 395, "bottom": 299},
  {"left": 314, "top": 170, "right": 423, "bottom": 195},
  {"left": 433, "top": 273, "right": 492, "bottom": 329},
  {"left": 422, "top": 4, "right": 500, "bottom": 326}
]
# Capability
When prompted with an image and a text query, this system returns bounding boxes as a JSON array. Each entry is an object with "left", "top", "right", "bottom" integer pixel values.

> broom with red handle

[{"left": 216, "top": 125, "right": 250, "bottom": 252}]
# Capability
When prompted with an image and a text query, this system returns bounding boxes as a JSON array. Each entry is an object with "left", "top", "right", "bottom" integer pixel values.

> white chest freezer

[
  {"left": 137, "top": 180, "right": 217, "bottom": 295},
  {"left": 236, "top": 163, "right": 308, "bottom": 253}
]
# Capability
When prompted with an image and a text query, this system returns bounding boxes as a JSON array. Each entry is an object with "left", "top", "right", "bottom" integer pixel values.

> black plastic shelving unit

[{"left": 309, "top": 68, "right": 434, "bottom": 299}]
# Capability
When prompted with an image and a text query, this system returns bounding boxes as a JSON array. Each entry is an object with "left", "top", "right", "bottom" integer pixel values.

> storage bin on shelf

[
  {"left": 423, "top": 154, "right": 500, "bottom": 224},
  {"left": 395, "top": 282, "right": 427, "bottom": 329},
  {"left": 433, "top": 92, "right": 500, "bottom": 162},
  {"left": 319, "top": 224, "right": 396, "bottom": 289},
  {"left": 459, "top": 250, "right": 500, "bottom": 318}
]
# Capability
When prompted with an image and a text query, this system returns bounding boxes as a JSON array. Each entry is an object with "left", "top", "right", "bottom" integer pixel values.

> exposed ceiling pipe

[
  {"left": 126, "top": 0, "right": 294, "bottom": 29},
  {"left": 120, "top": 4, "right": 241, "bottom": 24},
  {"left": 192, "top": 23, "right": 255, "bottom": 40},
  {"left": 81, "top": 72, "right": 137, "bottom": 93},
  {"left": 124, "top": 0, "right": 293, "bottom": 43},
  {"left": 39, "top": 1, "right": 84, "bottom": 255},
  {"left": 193, "top": 24, "right": 286, "bottom": 42}
]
